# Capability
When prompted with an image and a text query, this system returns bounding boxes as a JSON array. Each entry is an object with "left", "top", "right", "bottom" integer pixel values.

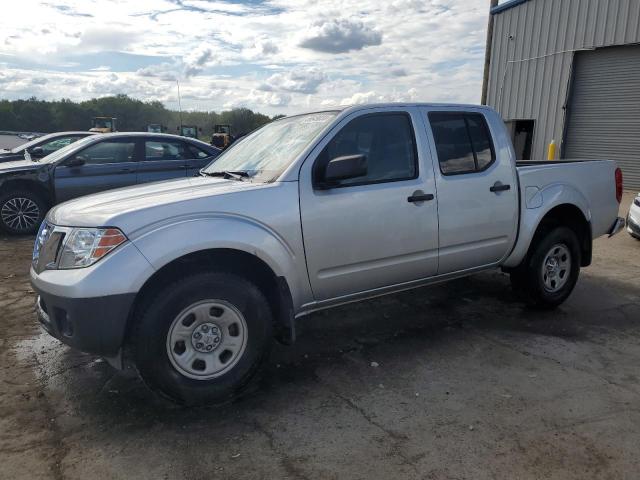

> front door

[
  {"left": 299, "top": 108, "right": 439, "bottom": 301},
  {"left": 422, "top": 108, "right": 518, "bottom": 274},
  {"left": 54, "top": 138, "right": 138, "bottom": 202}
]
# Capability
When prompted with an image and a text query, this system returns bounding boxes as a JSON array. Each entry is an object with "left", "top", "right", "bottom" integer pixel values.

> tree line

[{"left": 0, "top": 95, "right": 282, "bottom": 139}]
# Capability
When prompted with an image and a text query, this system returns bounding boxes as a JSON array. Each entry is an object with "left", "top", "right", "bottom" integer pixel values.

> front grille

[{"left": 33, "top": 223, "right": 66, "bottom": 273}]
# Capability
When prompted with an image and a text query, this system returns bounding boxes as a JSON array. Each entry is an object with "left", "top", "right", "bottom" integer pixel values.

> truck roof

[{"left": 284, "top": 102, "right": 496, "bottom": 118}]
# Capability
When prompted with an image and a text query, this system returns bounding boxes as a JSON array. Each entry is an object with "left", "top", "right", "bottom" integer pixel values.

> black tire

[
  {"left": 510, "top": 226, "right": 581, "bottom": 309},
  {"left": 133, "top": 272, "right": 273, "bottom": 405},
  {"left": 0, "top": 189, "right": 47, "bottom": 235}
]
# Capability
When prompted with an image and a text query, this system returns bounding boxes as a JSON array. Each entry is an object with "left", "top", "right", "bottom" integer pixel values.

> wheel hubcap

[
  {"left": 166, "top": 300, "right": 247, "bottom": 380},
  {"left": 1, "top": 197, "right": 40, "bottom": 231},
  {"left": 541, "top": 243, "right": 571, "bottom": 293}
]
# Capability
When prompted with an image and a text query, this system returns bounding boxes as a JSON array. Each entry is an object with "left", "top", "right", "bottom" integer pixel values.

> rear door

[
  {"left": 53, "top": 138, "right": 139, "bottom": 202},
  {"left": 421, "top": 107, "right": 518, "bottom": 274},
  {"left": 184, "top": 143, "right": 220, "bottom": 177},
  {"left": 137, "top": 138, "right": 190, "bottom": 184}
]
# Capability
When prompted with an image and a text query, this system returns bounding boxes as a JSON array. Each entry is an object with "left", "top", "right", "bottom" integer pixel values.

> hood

[
  {"left": 48, "top": 176, "right": 276, "bottom": 232},
  {"left": 0, "top": 158, "right": 41, "bottom": 172}
]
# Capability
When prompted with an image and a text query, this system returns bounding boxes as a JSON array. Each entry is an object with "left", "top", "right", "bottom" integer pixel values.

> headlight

[
  {"left": 634, "top": 195, "right": 640, "bottom": 207},
  {"left": 58, "top": 227, "right": 127, "bottom": 269}
]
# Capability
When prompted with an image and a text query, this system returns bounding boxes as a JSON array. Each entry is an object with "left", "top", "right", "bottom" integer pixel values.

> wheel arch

[
  {"left": 0, "top": 178, "right": 52, "bottom": 206},
  {"left": 126, "top": 248, "right": 296, "bottom": 348},
  {"left": 504, "top": 182, "right": 594, "bottom": 269},
  {"left": 506, "top": 202, "right": 592, "bottom": 269}
]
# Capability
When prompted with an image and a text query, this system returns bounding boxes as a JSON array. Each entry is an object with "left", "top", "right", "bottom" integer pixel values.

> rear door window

[
  {"left": 187, "top": 144, "right": 213, "bottom": 159},
  {"left": 145, "top": 140, "right": 191, "bottom": 161},
  {"left": 429, "top": 112, "right": 495, "bottom": 175}
]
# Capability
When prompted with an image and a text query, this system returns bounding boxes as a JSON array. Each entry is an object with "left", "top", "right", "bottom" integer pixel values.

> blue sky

[{"left": 0, "top": 0, "right": 491, "bottom": 115}]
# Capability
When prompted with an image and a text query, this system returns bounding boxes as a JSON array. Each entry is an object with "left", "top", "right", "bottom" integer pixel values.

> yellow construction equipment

[
  {"left": 211, "top": 124, "right": 234, "bottom": 150},
  {"left": 90, "top": 117, "right": 117, "bottom": 133}
]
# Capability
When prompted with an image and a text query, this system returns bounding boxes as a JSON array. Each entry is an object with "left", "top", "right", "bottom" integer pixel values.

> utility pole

[
  {"left": 481, "top": 0, "right": 499, "bottom": 105},
  {"left": 176, "top": 79, "right": 183, "bottom": 128}
]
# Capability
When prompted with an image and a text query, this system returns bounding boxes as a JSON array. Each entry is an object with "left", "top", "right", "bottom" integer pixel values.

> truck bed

[{"left": 515, "top": 159, "right": 619, "bottom": 239}]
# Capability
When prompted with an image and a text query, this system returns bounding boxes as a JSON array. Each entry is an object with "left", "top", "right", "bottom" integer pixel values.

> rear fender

[{"left": 503, "top": 183, "right": 591, "bottom": 268}]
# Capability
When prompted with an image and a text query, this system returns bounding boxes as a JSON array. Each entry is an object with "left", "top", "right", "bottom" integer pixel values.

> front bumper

[
  {"left": 34, "top": 288, "right": 136, "bottom": 356},
  {"left": 627, "top": 211, "right": 640, "bottom": 238}
]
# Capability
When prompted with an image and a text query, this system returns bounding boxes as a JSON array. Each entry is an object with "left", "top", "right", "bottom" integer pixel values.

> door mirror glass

[
  {"left": 320, "top": 154, "right": 367, "bottom": 188},
  {"left": 30, "top": 146, "right": 44, "bottom": 156}
]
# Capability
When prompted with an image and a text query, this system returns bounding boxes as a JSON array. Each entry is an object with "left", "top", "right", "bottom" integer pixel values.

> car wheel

[
  {"left": 511, "top": 226, "right": 581, "bottom": 309},
  {"left": 133, "top": 271, "right": 273, "bottom": 405},
  {"left": 0, "top": 190, "right": 47, "bottom": 235}
]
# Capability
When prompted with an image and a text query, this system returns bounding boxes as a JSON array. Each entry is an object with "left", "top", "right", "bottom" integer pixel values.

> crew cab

[
  {"left": 0, "top": 133, "right": 220, "bottom": 234},
  {"left": 30, "top": 104, "right": 625, "bottom": 405}
]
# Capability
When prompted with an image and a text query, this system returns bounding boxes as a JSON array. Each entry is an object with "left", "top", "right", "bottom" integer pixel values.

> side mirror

[
  {"left": 30, "top": 146, "right": 44, "bottom": 156},
  {"left": 317, "top": 154, "right": 367, "bottom": 189},
  {"left": 67, "top": 156, "right": 86, "bottom": 167}
]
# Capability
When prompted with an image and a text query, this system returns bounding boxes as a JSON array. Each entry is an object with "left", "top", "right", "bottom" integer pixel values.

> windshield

[
  {"left": 38, "top": 135, "right": 97, "bottom": 164},
  {"left": 203, "top": 111, "right": 338, "bottom": 182},
  {"left": 10, "top": 133, "right": 53, "bottom": 153}
]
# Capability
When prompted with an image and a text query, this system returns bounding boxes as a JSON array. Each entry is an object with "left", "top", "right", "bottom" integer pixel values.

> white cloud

[
  {"left": 0, "top": 0, "right": 490, "bottom": 114},
  {"left": 183, "top": 44, "right": 218, "bottom": 77},
  {"left": 259, "top": 68, "right": 326, "bottom": 94},
  {"left": 78, "top": 27, "right": 140, "bottom": 52},
  {"left": 300, "top": 18, "right": 382, "bottom": 53}
]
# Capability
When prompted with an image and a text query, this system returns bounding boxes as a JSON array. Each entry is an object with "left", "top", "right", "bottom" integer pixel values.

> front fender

[
  {"left": 503, "top": 183, "right": 591, "bottom": 268},
  {"left": 129, "top": 213, "right": 309, "bottom": 309}
]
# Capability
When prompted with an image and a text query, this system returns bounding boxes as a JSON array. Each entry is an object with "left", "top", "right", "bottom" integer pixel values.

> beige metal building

[{"left": 483, "top": 0, "right": 640, "bottom": 189}]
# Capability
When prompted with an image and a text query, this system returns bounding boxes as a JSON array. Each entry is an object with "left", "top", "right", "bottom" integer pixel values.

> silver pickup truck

[{"left": 30, "top": 103, "right": 625, "bottom": 405}]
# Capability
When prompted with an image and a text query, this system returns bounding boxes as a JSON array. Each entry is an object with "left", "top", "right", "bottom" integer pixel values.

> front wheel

[
  {"left": 511, "top": 226, "right": 581, "bottom": 309},
  {"left": 133, "top": 272, "right": 273, "bottom": 405},
  {"left": 0, "top": 190, "right": 47, "bottom": 235}
]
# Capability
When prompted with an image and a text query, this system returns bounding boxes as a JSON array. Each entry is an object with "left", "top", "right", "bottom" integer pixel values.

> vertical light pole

[
  {"left": 481, "top": 0, "right": 499, "bottom": 105},
  {"left": 176, "top": 79, "right": 183, "bottom": 129}
]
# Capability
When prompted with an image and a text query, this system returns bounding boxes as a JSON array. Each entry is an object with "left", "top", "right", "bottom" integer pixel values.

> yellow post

[{"left": 547, "top": 139, "right": 556, "bottom": 160}]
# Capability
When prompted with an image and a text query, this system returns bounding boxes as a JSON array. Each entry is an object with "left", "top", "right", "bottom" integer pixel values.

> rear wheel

[
  {"left": 133, "top": 272, "right": 273, "bottom": 405},
  {"left": 510, "top": 226, "right": 581, "bottom": 309},
  {"left": 0, "top": 190, "right": 47, "bottom": 235}
]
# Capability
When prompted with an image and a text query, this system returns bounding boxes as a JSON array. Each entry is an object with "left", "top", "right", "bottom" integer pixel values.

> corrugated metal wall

[
  {"left": 486, "top": 0, "right": 640, "bottom": 160},
  {"left": 564, "top": 45, "right": 640, "bottom": 189}
]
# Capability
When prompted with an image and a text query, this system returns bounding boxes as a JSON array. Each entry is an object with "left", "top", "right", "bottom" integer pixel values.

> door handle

[
  {"left": 119, "top": 167, "right": 133, "bottom": 173},
  {"left": 407, "top": 191, "right": 435, "bottom": 203},
  {"left": 490, "top": 182, "right": 511, "bottom": 193}
]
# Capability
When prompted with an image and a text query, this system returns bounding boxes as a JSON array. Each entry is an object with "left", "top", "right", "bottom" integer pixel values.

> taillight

[{"left": 615, "top": 168, "right": 623, "bottom": 203}]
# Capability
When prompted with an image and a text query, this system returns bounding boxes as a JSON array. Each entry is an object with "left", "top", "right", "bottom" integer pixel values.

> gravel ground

[{"left": 1, "top": 194, "right": 639, "bottom": 480}]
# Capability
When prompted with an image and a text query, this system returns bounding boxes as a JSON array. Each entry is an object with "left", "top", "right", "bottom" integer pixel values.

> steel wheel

[
  {"left": 166, "top": 300, "right": 248, "bottom": 380},
  {"left": 1, "top": 197, "right": 40, "bottom": 231},
  {"left": 541, "top": 243, "right": 571, "bottom": 293}
]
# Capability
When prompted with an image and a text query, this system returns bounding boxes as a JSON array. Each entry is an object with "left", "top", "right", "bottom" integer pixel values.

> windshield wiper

[{"left": 201, "top": 170, "right": 250, "bottom": 181}]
